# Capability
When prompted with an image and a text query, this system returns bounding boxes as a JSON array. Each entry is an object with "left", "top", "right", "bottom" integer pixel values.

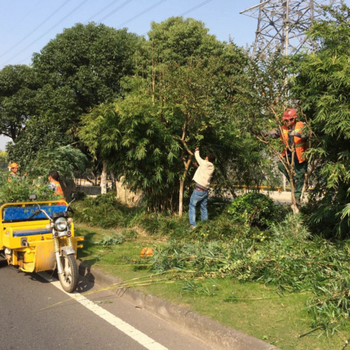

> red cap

[{"left": 282, "top": 109, "right": 297, "bottom": 120}]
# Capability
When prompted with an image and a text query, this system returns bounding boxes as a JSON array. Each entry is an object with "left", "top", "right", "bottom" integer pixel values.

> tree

[
  {"left": 32, "top": 22, "right": 141, "bottom": 131},
  {"left": 216, "top": 48, "right": 299, "bottom": 210},
  {"left": 0, "top": 151, "right": 8, "bottom": 172},
  {"left": 6, "top": 118, "right": 86, "bottom": 181},
  {"left": 110, "top": 78, "right": 180, "bottom": 212},
  {"left": 79, "top": 103, "right": 122, "bottom": 194},
  {"left": 0, "top": 65, "right": 38, "bottom": 140},
  {"left": 95, "top": 18, "right": 262, "bottom": 214},
  {"left": 75, "top": 17, "right": 273, "bottom": 214},
  {"left": 290, "top": 4, "right": 350, "bottom": 236},
  {"left": 25, "top": 145, "right": 86, "bottom": 180},
  {"left": 147, "top": 17, "right": 224, "bottom": 66},
  {"left": 6, "top": 23, "right": 141, "bottom": 184},
  {"left": 5, "top": 116, "right": 86, "bottom": 180},
  {"left": 153, "top": 54, "right": 249, "bottom": 216}
]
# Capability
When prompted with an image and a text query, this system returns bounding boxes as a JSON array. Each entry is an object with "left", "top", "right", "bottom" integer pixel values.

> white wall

[{"left": 0, "top": 135, "right": 12, "bottom": 151}]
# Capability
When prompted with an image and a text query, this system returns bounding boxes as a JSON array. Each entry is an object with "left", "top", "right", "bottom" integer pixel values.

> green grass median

[{"left": 76, "top": 223, "right": 350, "bottom": 350}]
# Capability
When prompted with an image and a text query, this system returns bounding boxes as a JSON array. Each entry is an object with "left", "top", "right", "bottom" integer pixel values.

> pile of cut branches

[{"left": 148, "top": 214, "right": 350, "bottom": 334}]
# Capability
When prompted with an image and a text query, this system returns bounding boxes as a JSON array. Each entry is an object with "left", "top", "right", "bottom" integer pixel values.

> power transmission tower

[{"left": 240, "top": 0, "right": 341, "bottom": 56}]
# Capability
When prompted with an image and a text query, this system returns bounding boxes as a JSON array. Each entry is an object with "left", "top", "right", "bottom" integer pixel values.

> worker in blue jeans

[{"left": 189, "top": 148, "right": 216, "bottom": 229}]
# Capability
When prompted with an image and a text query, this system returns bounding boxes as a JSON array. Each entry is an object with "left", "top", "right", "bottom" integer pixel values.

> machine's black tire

[{"left": 58, "top": 252, "right": 78, "bottom": 293}]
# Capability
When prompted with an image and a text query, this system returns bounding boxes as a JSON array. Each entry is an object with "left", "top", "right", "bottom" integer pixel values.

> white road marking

[{"left": 39, "top": 272, "right": 169, "bottom": 350}]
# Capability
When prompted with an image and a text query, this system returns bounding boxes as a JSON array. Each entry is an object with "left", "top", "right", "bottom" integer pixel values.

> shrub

[
  {"left": 227, "top": 192, "right": 285, "bottom": 229},
  {"left": 137, "top": 212, "right": 189, "bottom": 238},
  {"left": 270, "top": 213, "right": 310, "bottom": 240},
  {"left": 207, "top": 197, "right": 232, "bottom": 220},
  {"left": 0, "top": 175, "right": 59, "bottom": 204},
  {"left": 72, "top": 192, "right": 136, "bottom": 228},
  {"left": 93, "top": 231, "right": 125, "bottom": 245}
]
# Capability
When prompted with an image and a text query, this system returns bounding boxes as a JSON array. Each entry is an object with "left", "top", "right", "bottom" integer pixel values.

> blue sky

[
  {"left": 0, "top": 0, "right": 259, "bottom": 70},
  {"left": 0, "top": 0, "right": 346, "bottom": 150}
]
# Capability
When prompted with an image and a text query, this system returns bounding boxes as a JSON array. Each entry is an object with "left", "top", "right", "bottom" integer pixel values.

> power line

[
  {"left": 180, "top": 0, "right": 214, "bottom": 17},
  {"left": 85, "top": 0, "right": 122, "bottom": 22},
  {"left": 16, "top": 0, "right": 130, "bottom": 64},
  {"left": 0, "top": 0, "right": 72, "bottom": 59},
  {"left": 2, "top": 0, "right": 90, "bottom": 67},
  {"left": 2, "top": 0, "right": 45, "bottom": 39},
  {"left": 97, "top": 0, "right": 133, "bottom": 22},
  {"left": 116, "top": 0, "right": 167, "bottom": 28},
  {"left": 6, "top": 0, "right": 216, "bottom": 67}
]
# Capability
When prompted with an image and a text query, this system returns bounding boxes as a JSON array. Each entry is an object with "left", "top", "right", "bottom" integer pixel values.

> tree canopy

[
  {"left": 78, "top": 17, "right": 263, "bottom": 212},
  {"left": 1, "top": 6, "right": 350, "bottom": 236},
  {"left": 0, "top": 65, "right": 38, "bottom": 140},
  {"left": 32, "top": 22, "right": 141, "bottom": 128},
  {"left": 6, "top": 22, "right": 141, "bottom": 180},
  {"left": 290, "top": 4, "right": 350, "bottom": 236}
]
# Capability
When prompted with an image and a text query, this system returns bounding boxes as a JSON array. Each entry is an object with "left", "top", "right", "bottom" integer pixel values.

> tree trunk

[
  {"left": 179, "top": 180, "right": 184, "bottom": 217},
  {"left": 256, "top": 132, "right": 300, "bottom": 214},
  {"left": 179, "top": 116, "right": 193, "bottom": 217},
  {"left": 216, "top": 162, "right": 237, "bottom": 199},
  {"left": 281, "top": 148, "right": 299, "bottom": 214},
  {"left": 110, "top": 170, "right": 116, "bottom": 191},
  {"left": 101, "top": 161, "right": 107, "bottom": 195},
  {"left": 179, "top": 156, "right": 192, "bottom": 217}
]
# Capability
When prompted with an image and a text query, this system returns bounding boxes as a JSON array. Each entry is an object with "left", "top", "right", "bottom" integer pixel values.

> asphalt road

[{"left": 0, "top": 260, "right": 212, "bottom": 350}]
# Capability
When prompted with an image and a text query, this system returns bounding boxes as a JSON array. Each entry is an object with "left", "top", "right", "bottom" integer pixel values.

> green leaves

[
  {"left": 0, "top": 175, "right": 60, "bottom": 205},
  {"left": 228, "top": 193, "right": 284, "bottom": 229},
  {"left": 291, "top": 4, "right": 350, "bottom": 236},
  {"left": 33, "top": 23, "right": 140, "bottom": 112},
  {"left": 147, "top": 217, "right": 350, "bottom": 333},
  {"left": 0, "top": 65, "right": 38, "bottom": 140},
  {"left": 147, "top": 17, "right": 222, "bottom": 66},
  {"left": 72, "top": 192, "right": 135, "bottom": 228},
  {"left": 93, "top": 231, "right": 125, "bottom": 246},
  {"left": 25, "top": 145, "right": 87, "bottom": 179}
]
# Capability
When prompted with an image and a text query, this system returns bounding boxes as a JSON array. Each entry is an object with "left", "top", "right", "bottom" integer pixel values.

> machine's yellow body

[{"left": 0, "top": 200, "right": 83, "bottom": 273}]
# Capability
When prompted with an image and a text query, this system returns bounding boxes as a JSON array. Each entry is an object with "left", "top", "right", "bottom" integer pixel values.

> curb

[{"left": 79, "top": 262, "right": 280, "bottom": 350}]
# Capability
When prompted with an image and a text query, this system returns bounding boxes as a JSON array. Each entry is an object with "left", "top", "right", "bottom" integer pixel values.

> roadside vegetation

[
  {"left": 1, "top": 3, "right": 350, "bottom": 350},
  {"left": 0, "top": 174, "right": 60, "bottom": 205},
  {"left": 74, "top": 192, "right": 350, "bottom": 350}
]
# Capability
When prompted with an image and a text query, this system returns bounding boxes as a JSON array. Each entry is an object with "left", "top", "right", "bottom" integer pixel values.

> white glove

[{"left": 289, "top": 130, "right": 301, "bottom": 137}]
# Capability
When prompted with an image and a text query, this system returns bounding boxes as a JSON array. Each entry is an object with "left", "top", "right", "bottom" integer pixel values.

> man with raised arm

[{"left": 189, "top": 147, "right": 216, "bottom": 229}]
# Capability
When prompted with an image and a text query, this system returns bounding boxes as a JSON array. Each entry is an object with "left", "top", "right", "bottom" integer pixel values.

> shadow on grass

[
  {"left": 207, "top": 197, "right": 231, "bottom": 221},
  {"left": 77, "top": 231, "right": 99, "bottom": 260}
]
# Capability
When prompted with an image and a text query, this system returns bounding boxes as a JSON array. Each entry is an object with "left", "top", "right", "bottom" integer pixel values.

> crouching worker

[{"left": 189, "top": 147, "right": 215, "bottom": 230}]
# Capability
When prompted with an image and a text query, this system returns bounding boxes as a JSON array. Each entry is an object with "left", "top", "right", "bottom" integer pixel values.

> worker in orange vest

[
  {"left": 48, "top": 170, "right": 65, "bottom": 201},
  {"left": 261, "top": 109, "right": 308, "bottom": 208}
]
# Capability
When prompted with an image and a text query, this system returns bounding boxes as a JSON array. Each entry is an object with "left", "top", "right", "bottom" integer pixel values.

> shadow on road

[
  {"left": 1, "top": 254, "right": 95, "bottom": 293},
  {"left": 0, "top": 258, "right": 9, "bottom": 268},
  {"left": 26, "top": 269, "right": 96, "bottom": 293}
]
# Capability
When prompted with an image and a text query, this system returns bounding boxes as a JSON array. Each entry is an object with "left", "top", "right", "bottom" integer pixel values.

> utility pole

[{"left": 240, "top": 0, "right": 341, "bottom": 57}]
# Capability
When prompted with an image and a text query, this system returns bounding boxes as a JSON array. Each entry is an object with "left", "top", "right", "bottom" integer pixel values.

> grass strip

[{"left": 75, "top": 224, "right": 350, "bottom": 350}]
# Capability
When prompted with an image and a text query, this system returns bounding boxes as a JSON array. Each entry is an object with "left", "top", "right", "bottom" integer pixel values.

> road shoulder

[{"left": 79, "top": 261, "right": 279, "bottom": 350}]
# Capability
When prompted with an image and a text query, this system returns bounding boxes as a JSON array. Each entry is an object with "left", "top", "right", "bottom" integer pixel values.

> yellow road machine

[{"left": 0, "top": 195, "right": 83, "bottom": 292}]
